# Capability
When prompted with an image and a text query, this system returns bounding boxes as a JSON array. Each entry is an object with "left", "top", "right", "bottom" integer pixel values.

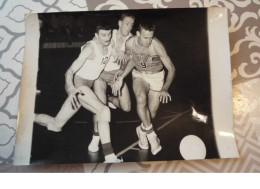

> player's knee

[
  {"left": 136, "top": 94, "right": 147, "bottom": 106},
  {"left": 97, "top": 106, "right": 111, "bottom": 122}
]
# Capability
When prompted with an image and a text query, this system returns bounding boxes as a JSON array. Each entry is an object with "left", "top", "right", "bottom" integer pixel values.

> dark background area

[
  {"left": 37, "top": 8, "right": 211, "bottom": 113},
  {"left": 31, "top": 8, "right": 218, "bottom": 164}
]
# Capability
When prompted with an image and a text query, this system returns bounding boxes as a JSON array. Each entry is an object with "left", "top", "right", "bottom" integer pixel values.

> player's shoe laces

[
  {"left": 104, "top": 154, "right": 123, "bottom": 163},
  {"left": 88, "top": 135, "right": 100, "bottom": 152},
  {"left": 147, "top": 132, "right": 162, "bottom": 155},
  {"left": 136, "top": 126, "right": 149, "bottom": 149}
]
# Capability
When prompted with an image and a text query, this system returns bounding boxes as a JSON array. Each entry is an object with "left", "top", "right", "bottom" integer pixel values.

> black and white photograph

[{"left": 14, "top": 7, "right": 239, "bottom": 165}]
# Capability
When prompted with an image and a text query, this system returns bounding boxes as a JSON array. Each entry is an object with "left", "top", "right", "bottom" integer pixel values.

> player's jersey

[
  {"left": 104, "top": 29, "right": 132, "bottom": 72},
  {"left": 75, "top": 40, "right": 112, "bottom": 80},
  {"left": 131, "top": 37, "right": 164, "bottom": 72}
]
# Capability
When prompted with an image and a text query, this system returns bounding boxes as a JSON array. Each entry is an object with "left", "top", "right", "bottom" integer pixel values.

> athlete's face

[
  {"left": 138, "top": 29, "right": 154, "bottom": 47},
  {"left": 96, "top": 29, "right": 112, "bottom": 46},
  {"left": 119, "top": 16, "right": 134, "bottom": 36}
]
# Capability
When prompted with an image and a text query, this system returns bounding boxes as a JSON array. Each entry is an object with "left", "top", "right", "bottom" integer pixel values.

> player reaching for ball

[{"left": 112, "top": 21, "right": 176, "bottom": 155}]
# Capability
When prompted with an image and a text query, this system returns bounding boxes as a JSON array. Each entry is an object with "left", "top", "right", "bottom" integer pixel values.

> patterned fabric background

[{"left": 0, "top": 0, "right": 259, "bottom": 172}]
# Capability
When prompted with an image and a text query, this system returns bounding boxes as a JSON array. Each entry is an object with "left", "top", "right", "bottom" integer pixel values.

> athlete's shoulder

[
  {"left": 125, "top": 36, "right": 135, "bottom": 47},
  {"left": 81, "top": 40, "right": 94, "bottom": 52},
  {"left": 128, "top": 32, "right": 133, "bottom": 38},
  {"left": 79, "top": 41, "right": 95, "bottom": 59},
  {"left": 112, "top": 29, "right": 118, "bottom": 37},
  {"left": 152, "top": 37, "right": 164, "bottom": 47},
  {"left": 152, "top": 37, "right": 167, "bottom": 52}
]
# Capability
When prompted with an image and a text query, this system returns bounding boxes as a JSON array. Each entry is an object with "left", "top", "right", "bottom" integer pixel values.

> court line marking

[{"left": 116, "top": 108, "right": 191, "bottom": 157}]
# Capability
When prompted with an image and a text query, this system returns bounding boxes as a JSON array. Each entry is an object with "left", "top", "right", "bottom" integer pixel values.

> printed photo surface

[{"left": 14, "top": 8, "right": 239, "bottom": 165}]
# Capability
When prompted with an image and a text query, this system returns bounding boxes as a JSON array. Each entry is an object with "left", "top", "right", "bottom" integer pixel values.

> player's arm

[
  {"left": 111, "top": 39, "right": 128, "bottom": 66},
  {"left": 65, "top": 43, "right": 93, "bottom": 94},
  {"left": 154, "top": 39, "right": 176, "bottom": 103},
  {"left": 112, "top": 38, "right": 135, "bottom": 96},
  {"left": 119, "top": 37, "right": 135, "bottom": 78}
]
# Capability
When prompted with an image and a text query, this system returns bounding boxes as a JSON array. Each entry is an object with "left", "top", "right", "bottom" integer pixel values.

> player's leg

[
  {"left": 34, "top": 114, "right": 58, "bottom": 131},
  {"left": 76, "top": 86, "right": 121, "bottom": 162},
  {"left": 146, "top": 90, "right": 162, "bottom": 155},
  {"left": 107, "top": 96, "right": 119, "bottom": 109},
  {"left": 133, "top": 78, "right": 151, "bottom": 126},
  {"left": 88, "top": 80, "right": 108, "bottom": 152},
  {"left": 143, "top": 71, "right": 165, "bottom": 155},
  {"left": 34, "top": 93, "right": 81, "bottom": 132},
  {"left": 108, "top": 82, "right": 131, "bottom": 112},
  {"left": 147, "top": 70, "right": 165, "bottom": 119},
  {"left": 148, "top": 90, "right": 161, "bottom": 119},
  {"left": 133, "top": 80, "right": 162, "bottom": 154},
  {"left": 117, "top": 82, "right": 131, "bottom": 112},
  {"left": 133, "top": 77, "right": 150, "bottom": 149}
]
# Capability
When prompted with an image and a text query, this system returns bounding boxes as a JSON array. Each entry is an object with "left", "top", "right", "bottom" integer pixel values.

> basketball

[{"left": 179, "top": 135, "right": 206, "bottom": 160}]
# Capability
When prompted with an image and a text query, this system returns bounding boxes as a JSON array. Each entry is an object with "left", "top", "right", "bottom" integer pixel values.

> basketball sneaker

[
  {"left": 104, "top": 153, "right": 123, "bottom": 163},
  {"left": 136, "top": 126, "right": 149, "bottom": 149},
  {"left": 147, "top": 132, "right": 162, "bottom": 155},
  {"left": 88, "top": 135, "right": 100, "bottom": 152},
  {"left": 108, "top": 102, "right": 117, "bottom": 109}
]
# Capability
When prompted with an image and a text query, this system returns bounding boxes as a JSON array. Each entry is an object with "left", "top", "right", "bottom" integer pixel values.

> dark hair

[
  {"left": 120, "top": 13, "right": 135, "bottom": 21},
  {"left": 138, "top": 21, "right": 155, "bottom": 32},
  {"left": 96, "top": 22, "right": 111, "bottom": 33}
]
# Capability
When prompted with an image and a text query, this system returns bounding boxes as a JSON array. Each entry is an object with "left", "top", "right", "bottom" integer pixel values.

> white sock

[
  {"left": 141, "top": 123, "right": 152, "bottom": 129},
  {"left": 91, "top": 135, "right": 100, "bottom": 144}
]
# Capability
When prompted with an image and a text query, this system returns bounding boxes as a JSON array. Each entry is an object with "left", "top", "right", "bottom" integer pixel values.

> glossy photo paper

[{"left": 14, "top": 8, "right": 239, "bottom": 165}]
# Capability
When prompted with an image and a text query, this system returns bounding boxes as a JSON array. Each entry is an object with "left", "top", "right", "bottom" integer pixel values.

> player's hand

[
  {"left": 112, "top": 77, "right": 123, "bottom": 96},
  {"left": 158, "top": 89, "right": 171, "bottom": 104},
  {"left": 70, "top": 89, "right": 85, "bottom": 110},
  {"left": 114, "top": 51, "right": 128, "bottom": 66},
  {"left": 113, "top": 70, "right": 123, "bottom": 81}
]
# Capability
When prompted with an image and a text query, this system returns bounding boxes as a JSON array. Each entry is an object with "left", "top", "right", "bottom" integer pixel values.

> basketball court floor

[
  {"left": 29, "top": 9, "right": 217, "bottom": 165},
  {"left": 31, "top": 87, "right": 219, "bottom": 165}
]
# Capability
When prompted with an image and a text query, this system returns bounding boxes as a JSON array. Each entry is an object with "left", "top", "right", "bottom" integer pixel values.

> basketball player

[
  {"left": 88, "top": 13, "right": 135, "bottom": 153},
  {"left": 112, "top": 21, "right": 175, "bottom": 155},
  {"left": 34, "top": 23, "right": 122, "bottom": 163}
]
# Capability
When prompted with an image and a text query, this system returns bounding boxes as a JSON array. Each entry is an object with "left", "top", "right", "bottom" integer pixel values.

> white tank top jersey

[
  {"left": 75, "top": 40, "right": 112, "bottom": 80},
  {"left": 104, "top": 29, "right": 132, "bottom": 71}
]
